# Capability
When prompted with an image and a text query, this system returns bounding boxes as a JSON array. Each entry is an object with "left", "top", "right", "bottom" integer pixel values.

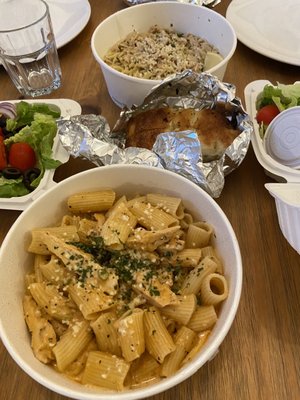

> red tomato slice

[
  {"left": 8, "top": 142, "right": 36, "bottom": 172},
  {"left": 256, "top": 104, "right": 280, "bottom": 125}
]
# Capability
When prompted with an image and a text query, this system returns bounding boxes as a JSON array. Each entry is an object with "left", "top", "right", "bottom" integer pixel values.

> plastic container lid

[{"left": 264, "top": 106, "right": 300, "bottom": 169}]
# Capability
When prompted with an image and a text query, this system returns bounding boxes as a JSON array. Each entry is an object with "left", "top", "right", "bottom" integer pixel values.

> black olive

[
  {"left": 3, "top": 128, "right": 14, "bottom": 139},
  {"left": 23, "top": 167, "right": 41, "bottom": 191},
  {"left": 14, "top": 125, "right": 26, "bottom": 133},
  {"left": 2, "top": 167, "right": 22, "bottom": 179},
  {"left": 0, "top": 115, "right": 6, "bottom": 128}
]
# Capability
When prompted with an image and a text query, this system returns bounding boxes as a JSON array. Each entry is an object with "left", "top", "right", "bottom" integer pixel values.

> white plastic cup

[
  {"left": 265, "top": 182, "right": 300, "bottom": 254},
  {"left": 264, "top": 106, "right": 300, "bottom": 169},
  {"left": 0, "top": 0, "right": 61, "bottom": 97}
]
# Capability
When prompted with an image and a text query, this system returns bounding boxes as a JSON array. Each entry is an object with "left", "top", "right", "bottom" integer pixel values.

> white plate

[
  {"left": 226, "top": 0, "right": 300, "bottom": 66},
  {"left": 47, "top": 0, "right": 91, "bottom": 48},
  {"left": 244, "top": 79, "right": 300, "bottom": 183},
  {"left": 0, "top": 99, "right": 82, "bottom": 211}
]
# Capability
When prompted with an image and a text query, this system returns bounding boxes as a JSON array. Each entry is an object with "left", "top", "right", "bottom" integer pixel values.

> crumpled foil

[
  {"left": 123, "top": 0, "right": 221, "bottom": 7},
  {"left": 58, "top": 71, "right": 253, "bottom": 198}
]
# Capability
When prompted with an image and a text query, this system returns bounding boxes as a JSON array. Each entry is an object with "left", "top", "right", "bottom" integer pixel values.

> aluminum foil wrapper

[
  {"left": 58, "top": 71, "right": 253, "bottom": 198},
  {"left": 123, "top": 0, "right": 221, "bottom": 7}
]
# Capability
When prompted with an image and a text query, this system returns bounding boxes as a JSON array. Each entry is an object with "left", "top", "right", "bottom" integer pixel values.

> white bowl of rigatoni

[{"left": 0, "top": 165, "right": 242, "bottom": 399}]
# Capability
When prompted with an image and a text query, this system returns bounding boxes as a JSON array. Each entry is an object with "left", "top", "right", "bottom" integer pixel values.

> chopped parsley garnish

[
  {"left": 149, "top": 286, "right": 160, "bottom": 296},
  {"left": 77, "top": 265, "right": 93, "bottom": 285},
  {"left": 69, "top": 235, "right": 158, "bottom": 284}
]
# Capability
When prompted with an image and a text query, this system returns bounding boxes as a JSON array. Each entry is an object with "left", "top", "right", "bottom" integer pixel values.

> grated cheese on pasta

[{"left": 104, "top": 25, "right": 220, "bottom": 80}]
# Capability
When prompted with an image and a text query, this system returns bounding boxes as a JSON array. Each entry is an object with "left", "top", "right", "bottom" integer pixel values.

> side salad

[
  {"left": 256, "top": 82, "right": 300, "bottom": 137},
  {"left": 0, "top": 101, "right": 61, "bottom": 198}
]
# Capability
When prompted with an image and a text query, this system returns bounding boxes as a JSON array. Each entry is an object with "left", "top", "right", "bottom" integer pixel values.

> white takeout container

[
  {"left": 245, "top": 80, "right": 300, "bottom": 254},
  {"left": 0, "top": 165, "right": 242, "bottom": 400},
  {"left": 0, "top": 99, "right": 82, "bottom": 211},
  {"left": 91, "top": 2, "right": 237, "bottom": 107}
]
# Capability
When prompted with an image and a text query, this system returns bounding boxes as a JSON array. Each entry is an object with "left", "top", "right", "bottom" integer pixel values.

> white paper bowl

[
  {"left": 0, "top": 165, "right": 242, "bottom": 399},
  {"left": 91, "top": 2, "right": 237, "bottom": 108}
]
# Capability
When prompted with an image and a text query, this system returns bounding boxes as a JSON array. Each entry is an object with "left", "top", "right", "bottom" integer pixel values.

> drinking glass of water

[{"left": 0, "top": 0, "right": 62, "bottom": 97}]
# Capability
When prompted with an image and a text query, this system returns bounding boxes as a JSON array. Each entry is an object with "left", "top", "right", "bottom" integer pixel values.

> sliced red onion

[{"left": 0, "top": 102, "right": 17, "bottom": 119}]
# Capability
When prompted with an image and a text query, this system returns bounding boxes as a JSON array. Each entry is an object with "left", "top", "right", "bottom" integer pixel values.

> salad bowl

[{"left": 0, "top": 99, "right": 81, "bottom": 210}]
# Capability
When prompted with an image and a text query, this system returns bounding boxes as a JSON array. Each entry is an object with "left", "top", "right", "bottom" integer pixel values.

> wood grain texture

[{"left": 1, "top": 1, "right": 300, "bottom": 399}]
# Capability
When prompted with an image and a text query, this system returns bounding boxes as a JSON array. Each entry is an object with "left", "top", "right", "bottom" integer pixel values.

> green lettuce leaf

[
  {"left": 0, "top": 176, "right": 29, "bottom": 198},
  {"left": 5, "top": 112, "right": 61, "bottom": 188},
  {"left": 1, "top": 101, "right": 62, "bottom": 197},
  {"left": 256, "top": 83, "right": 300, "bottom": 112},
  {"left": 6, "top": 101, "right": 61, "bottom": 132}
]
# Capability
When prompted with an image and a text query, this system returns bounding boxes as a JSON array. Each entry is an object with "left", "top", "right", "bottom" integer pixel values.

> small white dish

[
  {"left": 0, "top": 99, "right": 82, "bottom": 211},
  {"left": 226, "top": 0, "right": 300, "bottom": 66},
  {"left": 47, "top": 0, "right": 91, "bottom": 48},
  {"left": 264, "top": 106, "right": 300, "bottom": 169}
]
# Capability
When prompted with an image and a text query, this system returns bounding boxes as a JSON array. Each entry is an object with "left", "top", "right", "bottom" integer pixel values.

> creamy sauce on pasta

[
  {"left": 23, "top": 190, "right": 228, "bottom": 391},
  {"left": 104, "top": 25, "right": 221, "bottom": 80}
]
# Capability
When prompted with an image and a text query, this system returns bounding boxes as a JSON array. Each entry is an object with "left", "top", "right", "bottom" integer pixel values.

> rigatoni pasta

[
  {"left": 67, "top": 189, "right": 116, "bottom": 213},
  {"left": 161, "top": 294, "right": 197, "bottom": 325},
  {"left": 185, "top": 222, "right": 214, "bottom": 248},
  {"left": 115, "top": 308, "right": 145, "bottom": 362},
  {"left": 200, "top": 273, "right": 229, "bottom": 306},
  {"left": 144, "top": 307, "right": 176, "bottom": 363},
  {"left": 161, "top": 326, "right": 196, "bottom": 377},
  {"left": 81, "top": 351, "right": 130, "bottom": 390},
  {"left": 23, "top": 295, "right": 56, "bottom": 364},
  {"left": 187, "top": 305, "right": 218, "bottom": 332},
  {"left": 53, "top": 320, "right": 93, "bottom": 372},
  {"left": 145, "top": 193, "right": 184, "bottom": 219},
  {"left": 90, "top": 311, "right": 122, "bottom": 356},
  {"left": 28, "top": 225, "right": 79, "bottom": 255},
  {"left": 23, "top": 188, "right": 229, "bottom": 391}
]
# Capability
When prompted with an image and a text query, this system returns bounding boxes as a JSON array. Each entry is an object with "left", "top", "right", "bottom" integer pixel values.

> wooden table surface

[{"left": 1, "top": 1, "right": 300, "bottom": 399}]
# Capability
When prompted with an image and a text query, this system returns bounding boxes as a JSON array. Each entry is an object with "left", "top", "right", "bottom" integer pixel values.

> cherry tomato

[
  {"left": 256, "top": 104, "right": 280, "bottom": 125},
  {"left": 8, "top": 142, "right": 36, "bottom": 172}
]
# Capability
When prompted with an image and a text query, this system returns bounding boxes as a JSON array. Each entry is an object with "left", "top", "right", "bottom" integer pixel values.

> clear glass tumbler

[{"left": 0, "top": 0, "right": 62, "bottom": 97}]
